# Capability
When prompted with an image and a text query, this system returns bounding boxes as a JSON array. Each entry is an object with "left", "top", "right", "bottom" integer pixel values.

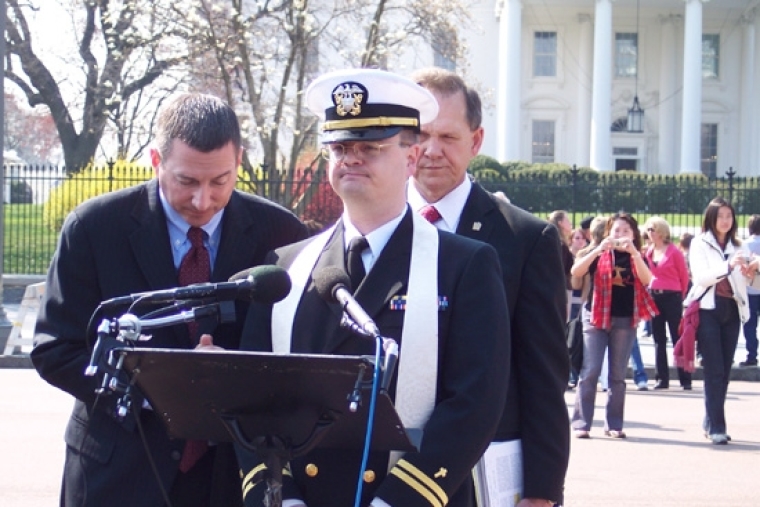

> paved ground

[
  {"left": 562, "top": 381, "right": 760, "bottom": 506},
  {"left": 1, "top": 369, "right": 758, "bottom": 506}
]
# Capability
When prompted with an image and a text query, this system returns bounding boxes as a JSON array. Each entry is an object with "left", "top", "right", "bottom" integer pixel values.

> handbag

[
  {"left": 674, "top": 288, "right": 709, "bottom": 372},
  {"left": 567, "top": 316, "right": 584, "bottom": 373}
]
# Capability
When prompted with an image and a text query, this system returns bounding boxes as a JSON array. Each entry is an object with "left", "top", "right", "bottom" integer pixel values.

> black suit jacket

[
  {"left": 31, "top": 179, "right": 307, "bottom": 507},
  {"left": 456, "top": 182, "right": 570, "bottom": 502},
  {"left": 237, "top": 210, "right": 510, "bottom": 507}
]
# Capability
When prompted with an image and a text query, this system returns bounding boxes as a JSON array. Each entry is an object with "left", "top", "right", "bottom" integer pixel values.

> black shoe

[
  {"left": 739, "top": 360, "right": 758, "bottom": 367},
  {"left": 653, "top": 381, "right": 669, "bottom": 390},
  {"left": 683, "top": 385, "right": 693, "bottom": 391}
]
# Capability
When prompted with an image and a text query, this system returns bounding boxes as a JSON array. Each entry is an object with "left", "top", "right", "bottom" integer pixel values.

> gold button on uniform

[
  {"left": 305, "top": 464, "right": 318, "bottom": 477},
  {"left": 363, "top": 470, "right": 376, "bottom": 483}
]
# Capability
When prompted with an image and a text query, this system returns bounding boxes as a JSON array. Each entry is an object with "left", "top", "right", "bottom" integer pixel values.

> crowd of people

[
  {"left": 555, "top": 202, "right": 760, "bottom": 445},
  {"left": 28, "top": 63, "right": 759, "bottom": 507}
]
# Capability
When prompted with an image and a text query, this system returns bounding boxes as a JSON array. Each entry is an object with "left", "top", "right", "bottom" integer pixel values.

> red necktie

[
  {"left": 178, "top": 227, "right": 211, "bottom": 341},
  {"left": 177, "top": 227, "right": 210, "bottom": 473},
  {"left": 419, "top": 205, "right": 442, "bottom": 224}
]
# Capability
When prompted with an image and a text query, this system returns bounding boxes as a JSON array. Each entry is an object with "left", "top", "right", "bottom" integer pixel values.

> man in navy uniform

[{"left": 236, "top": 68, "right": 510, "bottom": 507}]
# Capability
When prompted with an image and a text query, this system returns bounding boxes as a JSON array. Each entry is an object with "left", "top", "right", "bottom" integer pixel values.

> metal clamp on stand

[{"left": 84, "top": 302, "right": 234, "bottom": 419}]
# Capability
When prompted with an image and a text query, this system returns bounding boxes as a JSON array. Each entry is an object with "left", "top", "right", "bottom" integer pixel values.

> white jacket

[{"left": 684, "top": 231, "right": 760, "bottom": 323}]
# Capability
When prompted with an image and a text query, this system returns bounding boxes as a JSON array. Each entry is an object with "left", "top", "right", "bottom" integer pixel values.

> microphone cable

[{"left": 353, "top": 334, "right": 383, "bottom": 507}]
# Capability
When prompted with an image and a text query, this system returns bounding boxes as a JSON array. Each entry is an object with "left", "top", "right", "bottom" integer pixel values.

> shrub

[
  {"left": 43, "top": 161, "right": 154, "bottom": 231},
  {"left": 43, "top": 160, "right": 259, "bottom": 232}
]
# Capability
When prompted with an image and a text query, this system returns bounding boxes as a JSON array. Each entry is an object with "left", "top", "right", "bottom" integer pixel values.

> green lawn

[
  {"left": 3, "top": 203, "right": 58, "bottom": 275},
  {"left": 536, "top": 212, "right": 750, "bottom": 233}
]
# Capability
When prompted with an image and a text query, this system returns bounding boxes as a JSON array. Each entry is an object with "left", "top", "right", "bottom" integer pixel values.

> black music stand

[{"left": 119, "top": 348, "right": 416, "bottom": 507}]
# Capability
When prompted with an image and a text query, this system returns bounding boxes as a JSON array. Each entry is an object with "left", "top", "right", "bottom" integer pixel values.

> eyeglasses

[{"left": 320, "top": 142, "right": 402, "bottom": 162}]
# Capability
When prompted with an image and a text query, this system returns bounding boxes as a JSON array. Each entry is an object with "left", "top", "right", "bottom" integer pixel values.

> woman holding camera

[{"left": 570, "top": 213, "right": 658, "bottom": 439}]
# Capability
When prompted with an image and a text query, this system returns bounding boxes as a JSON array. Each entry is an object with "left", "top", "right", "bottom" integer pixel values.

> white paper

[{"left": 473, "top": 439, "right": 523, "bottom": 507}]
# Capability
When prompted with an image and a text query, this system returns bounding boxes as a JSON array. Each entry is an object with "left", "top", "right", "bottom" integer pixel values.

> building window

[
  {"left": 613, "top": 147, "right": 638, "bottom": 156},
  {"left": 701, "top": 123, "right": 718, "bottom": 177},
  {"left": 615, "top": 33, "right": 638, "bottom": 78},
  {"left": 533, "top": 32, "right": 557, "bottom": 77},
  {"left": 703, "top": 34, "right": 720, "bottom": 79},
  {"left": 532, "top": 120, "right": 555, "bottom": 163},
  {"left": 610, "top": 117, "right": 628, "bottom": 132}
]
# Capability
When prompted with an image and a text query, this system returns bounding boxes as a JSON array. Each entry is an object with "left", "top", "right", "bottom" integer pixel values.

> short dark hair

[
  {"left": 411, "top": 67, "right": 482, "bottom": 131},
  {"left": 702, "top": 197, "right": 739, "bottom": 246},
  {"left": 155, "top": 93, "right": 241, "bottom": 158},
  {"left": 748, "top": 214, "right": 760, "bottom": 236},
  {"left": 679, "top": 232, "right": 694, "bottom": 250}
]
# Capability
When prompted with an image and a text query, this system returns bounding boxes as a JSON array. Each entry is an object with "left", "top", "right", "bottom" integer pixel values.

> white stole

[{"left": 270, "top": 213, "right": 439, "bottom": 461}]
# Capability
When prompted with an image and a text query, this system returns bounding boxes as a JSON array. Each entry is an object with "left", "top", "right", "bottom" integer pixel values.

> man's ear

[
  {"left": 149, "top": 148, "right": 161, "bottom": 176},
  {"left": 405, "top": 144, "right": 421, "bottom": 177},
  {"left": 470, "top": 126, "right": 484, "bottom": 157}
]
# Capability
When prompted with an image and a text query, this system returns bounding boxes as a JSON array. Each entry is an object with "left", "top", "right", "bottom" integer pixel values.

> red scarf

[{"left": 591, "top": 250, "right": 659, "bottom": 330}]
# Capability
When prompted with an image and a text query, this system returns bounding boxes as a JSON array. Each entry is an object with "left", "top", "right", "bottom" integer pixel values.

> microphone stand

[
  {"left": 339, "top": 312, "right": 400, "bottom": 507},
  {"left": 85, "top": 301, "right": 234, "bottom": 419}
]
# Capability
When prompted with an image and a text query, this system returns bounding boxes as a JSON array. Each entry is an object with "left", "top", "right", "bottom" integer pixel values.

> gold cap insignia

[{"left": 332, "top": 82, "right": 367, "bottom": 117}]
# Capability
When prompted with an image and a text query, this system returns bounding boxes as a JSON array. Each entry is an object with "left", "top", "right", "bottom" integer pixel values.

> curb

[
  {"left": 0, "top": 355, "right": 33, "bottom": 368},
  {"left": 632, "top": 365, "right": 760, "bottom": 383}
]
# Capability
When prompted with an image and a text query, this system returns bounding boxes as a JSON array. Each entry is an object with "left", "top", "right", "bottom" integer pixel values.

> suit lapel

[
  {"left": 456, "top": 183, "right": 498, "bottom": 244},
  {"left": 304, "top": 224, "right": 350, "bottom": 353},
  {"left": 213, "top": 192, "right": 258, "bottom": 282},
  {"left": 129, "top": 180, "right": 177, "bottom": 291}
]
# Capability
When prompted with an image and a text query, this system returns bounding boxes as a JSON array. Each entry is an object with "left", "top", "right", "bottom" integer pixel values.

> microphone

[
  {"left": 313, "top": 267, "right": 381, "bottom": 338},
  {"left": 102, "top": 265, "right": 291, "bottom": 307}
]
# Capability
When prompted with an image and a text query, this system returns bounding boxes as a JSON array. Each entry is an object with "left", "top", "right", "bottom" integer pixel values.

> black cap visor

[{"left": 322, "top": 126, "right": 404, "bottom": 143}]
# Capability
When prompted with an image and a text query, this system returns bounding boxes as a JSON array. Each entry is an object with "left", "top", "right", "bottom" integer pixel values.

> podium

[{"left": 118, "top": 348, "right": 416, "bottom": 506}]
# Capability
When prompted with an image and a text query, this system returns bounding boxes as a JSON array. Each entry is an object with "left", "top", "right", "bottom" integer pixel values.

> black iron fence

[{"left": 3, "top": 163, "right": 759, "bottom": 274}]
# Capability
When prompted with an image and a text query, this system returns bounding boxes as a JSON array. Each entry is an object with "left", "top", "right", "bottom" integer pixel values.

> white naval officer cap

[{"left": 304, "top": 68, "right": 439, "bottom": 143}]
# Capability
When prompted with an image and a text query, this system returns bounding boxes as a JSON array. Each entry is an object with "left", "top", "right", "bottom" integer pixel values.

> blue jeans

[
  {"left": 572, "top": 309, "right": 637, "bottom": 432},
  {"left": 742, "top": 294, "right": 760, "bottom": 362},
  {"left": 697, "top": 297, "right": 740, "bottom": 435},
  {"left": 629, "top": 338, "right": 648, "bottom": 384}
]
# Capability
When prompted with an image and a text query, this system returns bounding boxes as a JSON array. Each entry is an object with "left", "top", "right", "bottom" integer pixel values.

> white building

[{"left": 447, "top": 0, "right": 760, "bottom": 176}]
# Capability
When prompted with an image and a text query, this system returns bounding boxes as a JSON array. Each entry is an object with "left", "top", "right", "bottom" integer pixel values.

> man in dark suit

[
  {"left": 235, "top": 69, "right": 510, "bottom": 507},
  {"left": 31, "top": 93, "right": 307, "bottom": 507},
  {"left": 408, "top": 68, "right": 570, "bottom": 506}
]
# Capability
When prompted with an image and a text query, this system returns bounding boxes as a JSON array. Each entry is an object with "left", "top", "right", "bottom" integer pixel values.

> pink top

[{"left": 645, "top": 242, "right": 690, "bottom": 297}]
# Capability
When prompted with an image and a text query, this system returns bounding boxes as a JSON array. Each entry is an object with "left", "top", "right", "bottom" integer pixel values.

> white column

[
  {"left": 679, "top": 0, "right": 708, "bottom": 174},
  {"left": 754, "top": 12, "right": 760, "bottom": 174},
  {"left": 577, "top": 14, "right": 593, "bottom": 168},
  {"left": 739, "top": 14, "right": 756, "bottom": 176},
  {"left": 497, "top": 0, "right": 522, "bottom": 162},
  {"left": 658, "top": 15, "right": 678, "bottom": 175},
  {"left": 590, "top": 0, "right": 613, "bottom": 172}
]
